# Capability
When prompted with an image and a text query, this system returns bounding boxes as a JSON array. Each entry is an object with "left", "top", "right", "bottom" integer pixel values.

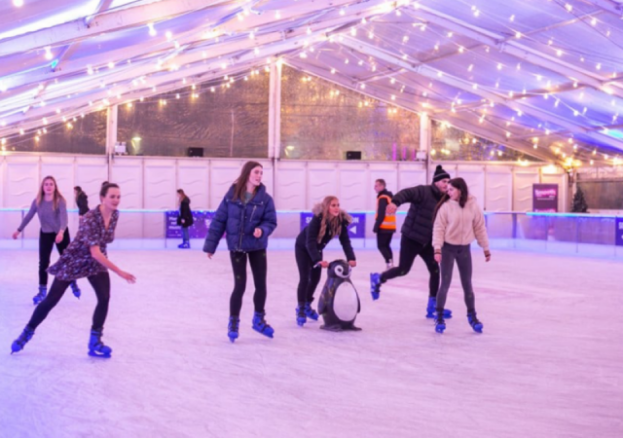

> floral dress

[{"left": 48, "top": 206, "right": 119, "bottom": 282}]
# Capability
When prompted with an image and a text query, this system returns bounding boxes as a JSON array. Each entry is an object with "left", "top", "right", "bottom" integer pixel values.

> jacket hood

[{"left": 311, "top": 202, "right": 353, "bottom": 224}]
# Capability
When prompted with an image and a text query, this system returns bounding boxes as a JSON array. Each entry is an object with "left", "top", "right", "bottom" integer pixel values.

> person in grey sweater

[{"left": 13, "top": 176, "right": 81, "bottom": 304}]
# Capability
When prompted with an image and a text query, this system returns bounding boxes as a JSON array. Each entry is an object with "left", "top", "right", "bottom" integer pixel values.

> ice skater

[
  {"left": 432, "top": 178, "right": 490, "bottom": 334},
  {"left": 373, "top": 179, "right": 396, "bottom": 269},
  {"left": 13, "top": 176, "right": 81, "bottom": 303},
  {"left": 370, "top": 165, "right": 453, "bottom": 319},
  {"left": 74, "top": 186, "right": 89, "bottom": 220},
  {"left": 294, "top": 196, "right": 357, "bottom": 327},
  {"left": 203, "top": 161, "right": 277, "bottom": 342},
  {"left": 11, "top": 183, "right": 136, "bottom": 357},
  {"left": 177, "top": 189, "right": 194, "bottom": 249}
]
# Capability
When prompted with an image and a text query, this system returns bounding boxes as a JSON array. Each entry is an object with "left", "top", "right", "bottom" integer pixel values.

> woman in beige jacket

[{"left": 432, "top": 178, "right": 490, "bottom": 334}]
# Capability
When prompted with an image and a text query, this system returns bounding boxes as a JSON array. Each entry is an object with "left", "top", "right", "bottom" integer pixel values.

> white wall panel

[
  {"left": 338, "top": 163, "right": 367, "bottom": 211},
  {"left": 513, "top": 170, "right": 540, "bottom": 212},
  {"left": 397, "top": 163, "right": 426, "bottom": 191},
  {"left": 307, "top": 163, "right": 338, "bottom": 209},
  {"left": 274, "top": 161, "right": 306, "bottom": 210},
  {"left": 75, "top": 157, "right": 108, "bottom": 208},
  {"left": 177, "top": 159, "right": 209, "bottom": 210},
  {"left": 258, "top": 160, "right": 274, "bottom": 199},
  {"left": 143, "top": 159, "right": 176, "bottom": 238},
  {"left": 110, "top": 157, "right": 143, "bottom": 212},
  {"left": 4, "top": 156, "right": 39, "bottom": 209},
  {"left": 144, "top": 159, "right": 176, "bottom": 210},
  {"left": 457, "top": 165, "right": 485, "bottom": 209},
  {"left": 485, "top": 167, "right": 512, "bottom": 212},
  {"left": 209, "top": 160, "right": 243, "bottom": 210}
]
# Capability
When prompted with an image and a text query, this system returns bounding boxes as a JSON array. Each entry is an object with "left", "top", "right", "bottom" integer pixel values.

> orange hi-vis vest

[{"left": 376, "top": 194, "right": 396, "bottom": 231}]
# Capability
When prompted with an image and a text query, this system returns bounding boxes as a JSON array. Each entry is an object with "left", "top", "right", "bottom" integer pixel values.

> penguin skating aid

[{"left": 318, "top": 260, "right": 362, "bottom": 332}]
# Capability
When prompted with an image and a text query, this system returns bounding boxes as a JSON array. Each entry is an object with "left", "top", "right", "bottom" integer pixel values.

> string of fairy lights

[{"left": 1, "top": 0, "right": 622, "bottom": 169}]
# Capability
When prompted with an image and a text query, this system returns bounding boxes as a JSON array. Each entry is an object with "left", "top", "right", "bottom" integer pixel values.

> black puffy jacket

[{"left": 392, "top": 184, "right": 444, "bottom": 245}]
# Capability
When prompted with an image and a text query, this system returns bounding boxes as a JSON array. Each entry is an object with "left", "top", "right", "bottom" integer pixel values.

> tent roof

[{"left": 1, "top": 0, "right": 623, "bottom": 166}]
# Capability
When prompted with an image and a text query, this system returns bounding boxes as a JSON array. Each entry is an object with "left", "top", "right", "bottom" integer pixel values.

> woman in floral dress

[{"left": 11, "top": 183, "right": 136, "bottom": 358}]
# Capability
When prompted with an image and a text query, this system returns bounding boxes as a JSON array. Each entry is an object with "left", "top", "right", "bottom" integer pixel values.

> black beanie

[{"left": 432, "top": 165, "right": 451, "bottom": 183}]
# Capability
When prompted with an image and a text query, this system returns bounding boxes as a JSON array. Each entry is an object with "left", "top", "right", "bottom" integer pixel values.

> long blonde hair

[
  {"left": 318, "top": 196, "right": 342, "bottom": 243},
  {"left": 36, "top": 176, "right": 65, "bottom": 211}
]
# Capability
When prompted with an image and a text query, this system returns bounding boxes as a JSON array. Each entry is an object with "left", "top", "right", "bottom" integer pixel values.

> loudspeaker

[
  {"left": 187, "top": 147, "right": 204, "bottom": 157},
  {"left": 345, "top": 151, "right": 362, "bottom": 160}
]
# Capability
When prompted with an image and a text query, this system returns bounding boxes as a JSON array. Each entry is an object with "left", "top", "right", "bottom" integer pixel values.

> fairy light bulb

[
  {"left": 44, "top": 47, "right": 53, "bottom": 60},
  {"left": 148, "top": 23, "right": 157, "bottom": 37},
  {"left": 13, "top": 0, "right": 24, "bottom": 7}
]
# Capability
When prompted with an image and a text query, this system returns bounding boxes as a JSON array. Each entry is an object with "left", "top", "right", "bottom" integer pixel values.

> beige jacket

[{"left": 432, "top": 196, "right": 489, "bottom": 251}]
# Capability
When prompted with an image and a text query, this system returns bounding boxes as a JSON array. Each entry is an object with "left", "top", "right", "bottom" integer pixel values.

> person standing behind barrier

[
  {"left": 373, "top": 179, "right": 396, "bottom": 269},
  {"left": 13, "top": 176, "right": 81, "bottom": 304},
  {"left": 203, "top": 161, "right": 277, "bottom": 343},
  {"left": 74, "top": 186, "right": 89, "bottom": 220},
  {"left": 176, "top": 189, "right": 194, "bottom": 249},
  {"left": 432, "top": 177, "right": 490, "bottom": 334},
  {"left": 294, "top": 196, "right": 357, "bottom": 327},
  {"left": 369, "top": 165, "right": 453, "bottom": 320}
]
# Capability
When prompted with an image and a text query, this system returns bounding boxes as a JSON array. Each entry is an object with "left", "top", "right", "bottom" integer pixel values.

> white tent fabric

[{"left": 1, "top": 0, "right": 623, "bottom": 165}]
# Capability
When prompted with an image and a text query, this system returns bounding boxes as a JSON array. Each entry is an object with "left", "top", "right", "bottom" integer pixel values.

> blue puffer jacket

[{"left": 203, "top": 183, "right": 277, "bottom": 253}]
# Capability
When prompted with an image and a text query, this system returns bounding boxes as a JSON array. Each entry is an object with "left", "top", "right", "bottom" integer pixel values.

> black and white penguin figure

[{"left": 317, "top": 260, "right": 362, "bottom": 331}]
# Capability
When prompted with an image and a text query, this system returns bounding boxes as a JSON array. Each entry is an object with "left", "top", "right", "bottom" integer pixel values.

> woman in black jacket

[
  {"left": 177, "top": 189, "right": 194, "bottom": 249},
  {"left": 294, "top": 196, "right": 357, "bottom": 327}
]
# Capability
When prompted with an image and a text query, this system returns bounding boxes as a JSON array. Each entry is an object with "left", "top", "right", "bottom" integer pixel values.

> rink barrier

[{"left": 1, "top": 209, "right": 622, "bottom": 258}]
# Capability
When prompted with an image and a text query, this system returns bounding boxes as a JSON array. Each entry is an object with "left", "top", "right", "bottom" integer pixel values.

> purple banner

[
  {"left": 533, "top": 184, "right": 558, "bottom": 212},
  {"left": 300, "top": 212, "right": 366, "bottom": 238},
  {"left": 616, "top": 218, "right": 623, "bottom": 247},
  {"left": 166, "top": 211, "right": 215, "bottom": 239}
]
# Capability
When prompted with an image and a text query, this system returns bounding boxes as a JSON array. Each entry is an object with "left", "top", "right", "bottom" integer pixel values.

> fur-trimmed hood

[{"left": 311, "top": 202, "right": 353, "bottom": 225}]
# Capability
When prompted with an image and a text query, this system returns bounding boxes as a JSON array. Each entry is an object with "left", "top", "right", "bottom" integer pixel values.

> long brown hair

[
  {"left": 177, "top": 189, "right": 189, "bottom": 204},
  {"left": 318, "top": 196, "right": 342, "bottom": 243},
  {"left": 36, "top": 176, "right": 65, "bottom": 211},
  {"left": 232, "top": 161, "right": 263, "bottom": 201},
  {"left": 433, "top": 177, "right": 469, "bottom": 220}
]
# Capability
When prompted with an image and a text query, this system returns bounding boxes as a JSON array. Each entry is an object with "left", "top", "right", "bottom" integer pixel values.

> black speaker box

[
  {"left": 187, "top": 147, "right": 204, "bottom": 157},
  {"left": 346, "top": 151, "right": 362, "bottom": 160}
]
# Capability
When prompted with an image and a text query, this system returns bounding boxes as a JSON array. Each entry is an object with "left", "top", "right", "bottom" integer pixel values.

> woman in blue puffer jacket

[{"left": 203, "top": 161, "right": 277, "bottom": 343}]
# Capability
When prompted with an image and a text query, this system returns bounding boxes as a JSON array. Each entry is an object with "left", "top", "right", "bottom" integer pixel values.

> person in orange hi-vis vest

[{"left": 373, "top": 179, "right": 396, "bottom": 269}]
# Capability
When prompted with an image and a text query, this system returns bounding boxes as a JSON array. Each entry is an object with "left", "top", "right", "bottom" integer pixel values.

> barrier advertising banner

[
  {"left": 165, "top": 211, "right": 215, "bottom": 238},
  {"left": 616, "top": 217, "right": 623, "bottom": 247},
  {"left": 533, "top": 184, "right": 558, "bottom": 212},
  {"left": 300, "top": 212, "right": 366, "bottom": 238}
]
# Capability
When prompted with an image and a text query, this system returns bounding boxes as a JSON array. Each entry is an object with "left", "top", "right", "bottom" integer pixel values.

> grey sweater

[{"left": 18, "top": 198, "right": 68, "bottom": 234}]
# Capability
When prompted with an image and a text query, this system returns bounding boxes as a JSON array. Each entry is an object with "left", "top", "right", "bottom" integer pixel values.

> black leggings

[
  {"left": 295, "top": 244, "right": 322, "bottom": 304},
  {"left": 229, "top": 250, "right": 267, "bottom": 316},
  {"left": 436, "top": 243, "right": 476, "bottom": 313},
  {"left": 380, "top": 235, "right": 440, "bottom": 297},
  {"left": 376, "top": 232, "right": 394, "bottom": 263},
  {"left": 27, "top": 272, "right": 111, "bottom": 331},
  {"left": 39, "top": 229, "right": 71, "bottom": 286}
]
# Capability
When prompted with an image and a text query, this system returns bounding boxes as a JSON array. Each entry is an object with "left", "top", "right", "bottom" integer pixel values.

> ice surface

[{"left": 1, "top": 248, "right": 622, "bottom": 438}]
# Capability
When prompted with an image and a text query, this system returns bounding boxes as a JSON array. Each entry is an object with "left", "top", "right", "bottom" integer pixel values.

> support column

[
  {"left": 105, "top": 105, "right": 118, "bottom": 182},
  {"left": 105, "top": 105, "right": 118, "bottom": 156},
  {"left": 268, "top": 60, "right": 282, "bottom": 160},
  {"left": 419, "top": 112, "right": 432, "bottom": 181}
]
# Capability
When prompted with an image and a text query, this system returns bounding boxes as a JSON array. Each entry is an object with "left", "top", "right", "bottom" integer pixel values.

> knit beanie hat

[{"left": 432, "top": 165, "right": 451, "bottom": 183}]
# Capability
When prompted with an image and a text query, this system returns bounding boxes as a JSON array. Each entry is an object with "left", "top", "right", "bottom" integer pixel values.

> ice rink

[{"left": 1, "top": 247, "right": 621, "bottom": 438}]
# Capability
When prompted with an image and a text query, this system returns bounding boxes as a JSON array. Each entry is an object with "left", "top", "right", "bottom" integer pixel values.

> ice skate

[
  {"left": 252, "top": 312, "right": 274, "bottom": 338},
  {"left": 11, "top": 327, "right": 35, "bottom": 354},
  {"left": 370, "top": 273, "right": 381, "bottom": 300},
  {"left": 88, "top": 330, "right": 112, "bottom": 358}
]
